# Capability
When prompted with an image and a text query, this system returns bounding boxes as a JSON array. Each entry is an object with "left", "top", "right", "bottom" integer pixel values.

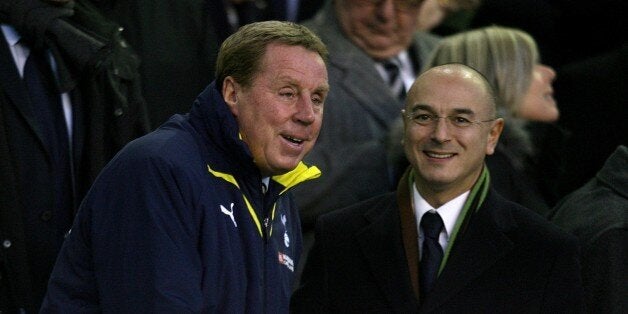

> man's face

[
  {"left": 223, "top": 43, "right": 329, "bottom": 177},
  {"left": 335, "top": 0, "right": 422, "bottom": 60},
  {"left": 403, "top": 67, "right": 503, "bottom": 198}
]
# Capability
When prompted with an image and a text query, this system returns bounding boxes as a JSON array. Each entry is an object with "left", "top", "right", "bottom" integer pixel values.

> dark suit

[
  {"left": 292, "top": 171, "right": 585, "bottom": 313},
  {"left": 0, "top": 2, "right": 149, "bottom": 311}
]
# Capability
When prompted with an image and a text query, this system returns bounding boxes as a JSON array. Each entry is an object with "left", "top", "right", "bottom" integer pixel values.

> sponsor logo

[{"left": 278, "top": 252, "right": 294, "bottom": 272}]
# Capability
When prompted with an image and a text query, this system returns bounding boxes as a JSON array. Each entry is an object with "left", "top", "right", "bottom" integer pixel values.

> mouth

[
  {"left": 282, "top": 134, "right": 305, "bottom": 145},
  {"left": 424, "top": 151, "right": 455, "bottom": 159},
  {"left": 544, "top": 90, "right": 555, "bottom": 101}
]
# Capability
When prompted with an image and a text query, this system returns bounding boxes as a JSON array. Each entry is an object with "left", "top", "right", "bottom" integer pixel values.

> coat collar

[{"left": 597, "top": 145, "right": 628, "bottom": 199}]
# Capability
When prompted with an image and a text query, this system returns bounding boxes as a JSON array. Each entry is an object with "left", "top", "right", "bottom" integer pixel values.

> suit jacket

[
  {"left": 292, "top": 171, "right": 585, "bottom": 313},
  {"left": 293, "top": 1, "right": 441, "bottom": 231},
  {"left": 0, "top": 1, "right": 150, "bottom": 311}
]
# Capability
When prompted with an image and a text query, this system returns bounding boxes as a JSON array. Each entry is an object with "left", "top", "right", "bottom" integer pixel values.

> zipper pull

[{"left": 263, "top": 217, "right": 270, "bottom": 239}]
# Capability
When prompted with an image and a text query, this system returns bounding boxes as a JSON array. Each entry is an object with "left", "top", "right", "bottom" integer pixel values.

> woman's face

[{"left": 517, "top": 64, "right": 559, "bottom": 122}]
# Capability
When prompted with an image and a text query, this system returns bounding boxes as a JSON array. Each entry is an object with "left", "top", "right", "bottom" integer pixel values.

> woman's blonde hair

[
  {"left": 424, "top": 25, "right": 541, "bottom": 163},
  {"left": 423, "top": 25, "right": 539, "bottom": 119}
]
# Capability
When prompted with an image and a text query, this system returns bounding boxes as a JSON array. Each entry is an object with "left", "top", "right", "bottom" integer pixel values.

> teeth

[
  {"left": 426, "top": 152, "right": 453, "bottom": 159},
  {"left": 284, "top": 136, "right": 303, "bottom": 144}
]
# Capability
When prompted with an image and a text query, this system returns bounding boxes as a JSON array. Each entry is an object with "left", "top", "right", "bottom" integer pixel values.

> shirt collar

[
  {"left": 1, "top": 24, "right": 21, "bottom": 47},
  {"left": 412, "top": 184, "right": 469, "bottom": 239}
]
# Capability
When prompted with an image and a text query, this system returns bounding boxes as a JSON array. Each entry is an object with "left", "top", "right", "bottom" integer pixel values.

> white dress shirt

[
  {"left": 374, "top": 50, "right": 416, "bottom": 94},
  {"left": 412, "top": 183, "right": 469, "bottom": 258}
]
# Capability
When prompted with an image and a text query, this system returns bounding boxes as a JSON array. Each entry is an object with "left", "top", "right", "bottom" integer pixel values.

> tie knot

[
  {"left": 382, "top": 58, "right": 401, "bottom": 78},
  {"left": 421, "top": 211, "right": 443, "bottom": 239},
  {"left": 380, "top": 57, "right": 406, "bottom": 101}
]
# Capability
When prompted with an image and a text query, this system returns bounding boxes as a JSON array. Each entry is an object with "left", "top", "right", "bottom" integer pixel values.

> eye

[
  {"left": 279, "top": 88, "right": 296, "bottom": 99},
  {"left": 414, "top": 114, "right": 433, "bottom": 123},
  {"left": 451, "top": 116, "right": 472, "bottom": 127},
  {"left": 311, "top": 94, "right": 324, "bottom": 106}
]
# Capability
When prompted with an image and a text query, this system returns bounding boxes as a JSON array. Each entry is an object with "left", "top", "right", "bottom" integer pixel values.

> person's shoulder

[
  {"left": 550, "top": 179, "right": 628, "bottom": 245},
  {"left": 317, "top": 192, "right": 397, "bottom": 228},
  {"left": 313, "top": 192, "right": 397, "bottom": 245},
  {"left": 111, "top": 115, "right": 202, "bottom": 170}
]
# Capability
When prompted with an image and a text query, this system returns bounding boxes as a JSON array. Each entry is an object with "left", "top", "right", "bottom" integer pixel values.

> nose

[
  {"left": 430, "top": 117, "right": 451, "bottom": 143},
  {"left": 540, "top": 64, "right": 556, "bottom": 83},
  {"left": 294, "top": 94, "right": 316, "bottom": 125},
  {"left": 374, "top": 0, "right": 396, "bottom": 21}
]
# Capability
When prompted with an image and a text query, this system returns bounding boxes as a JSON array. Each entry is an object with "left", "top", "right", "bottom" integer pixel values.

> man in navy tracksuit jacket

[{"left": 41, "top": 21, "right": 330, "bottom": 313}]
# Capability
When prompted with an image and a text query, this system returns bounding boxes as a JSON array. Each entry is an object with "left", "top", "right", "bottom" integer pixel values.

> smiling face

[
  {"left": 517, "top": 64, "right": 559, "bottom": 122},
  {"left": 403, "top": 65, "right": 503, "bottom": 206},
  {"left": 335, "top": 0, "right": 422, "bottom": 60},
  {"left": 222, "top": 43, "right": 329, "bottom": 177}
]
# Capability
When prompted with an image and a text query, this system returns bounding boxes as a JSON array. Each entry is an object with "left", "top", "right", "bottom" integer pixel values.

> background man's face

[{"left": 335, "top": 0, "right": 422, "bottom": 60}]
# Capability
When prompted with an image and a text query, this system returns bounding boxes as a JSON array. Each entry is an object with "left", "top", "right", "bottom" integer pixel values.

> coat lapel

[
  {"left": 356, "top": 199, "right": 420, "bottom": 312},
  {"left": 420, "top": 192, "right": 515, "bottom": 312},
  {"left": 0, "top": 32, "right": 52, "bottom": 156}
]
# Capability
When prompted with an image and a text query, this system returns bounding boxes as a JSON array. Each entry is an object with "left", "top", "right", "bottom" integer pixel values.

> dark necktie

[
  {"left": 382, "top": 57, "right": 406, "bottom": 101},
  {"left": 420, "top": 211, "right": 444, "bottom": 298},
  {"left": 23, "top": 47, "right": 74, "bottom": 218}
]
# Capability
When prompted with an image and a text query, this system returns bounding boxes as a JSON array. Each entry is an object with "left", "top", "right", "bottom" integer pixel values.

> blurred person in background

[
  {"left": 0, "top": 0, "right": 150, "bottom": 311},
  {"left": 549, "top": 145, "right": 628, "bottom": 313}
]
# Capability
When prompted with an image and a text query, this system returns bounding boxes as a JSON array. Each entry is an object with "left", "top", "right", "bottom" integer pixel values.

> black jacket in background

[{"left": 0, "top": 1, "right": 150, "bottom": 312}]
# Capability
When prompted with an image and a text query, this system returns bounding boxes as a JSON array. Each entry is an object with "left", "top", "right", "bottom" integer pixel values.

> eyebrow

[
  {"left": 409, "top": 103, "right": 476, "bottom": 116},
  {"left": 313, "top": 83, "right": 330, "bottom": 94}
]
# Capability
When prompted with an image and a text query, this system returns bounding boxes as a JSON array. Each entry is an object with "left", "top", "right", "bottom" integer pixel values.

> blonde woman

[{"left": 421, "top": 25, "right": 563, "bottom": 215}]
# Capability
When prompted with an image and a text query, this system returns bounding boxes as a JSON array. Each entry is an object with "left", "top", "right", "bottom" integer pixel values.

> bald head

[{"left": 409, "top": 64, "right": 497, "bottom": 117}]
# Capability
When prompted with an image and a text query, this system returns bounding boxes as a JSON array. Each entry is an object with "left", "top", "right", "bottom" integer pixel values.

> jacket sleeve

[{"left": 41, "top": 143, "right": 205, "bottom": 313}]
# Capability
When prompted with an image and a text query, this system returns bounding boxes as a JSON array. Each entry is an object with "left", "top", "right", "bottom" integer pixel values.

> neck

[{"left": 413, "top": 171, "right": 482, "bottom": 209}]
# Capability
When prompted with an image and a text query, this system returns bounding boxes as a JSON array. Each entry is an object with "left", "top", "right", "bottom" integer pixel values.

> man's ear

[
  {"left": 222, "top": 76, "right": 239, "bottom": 116},
  {"left": 486, "top": 118, "right": 504, "bottom": 155}
]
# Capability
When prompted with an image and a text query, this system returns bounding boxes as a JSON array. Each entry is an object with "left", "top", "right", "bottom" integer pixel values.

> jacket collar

[{"left": 597, "top": 145, "right": 628, "bottom": 199}]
